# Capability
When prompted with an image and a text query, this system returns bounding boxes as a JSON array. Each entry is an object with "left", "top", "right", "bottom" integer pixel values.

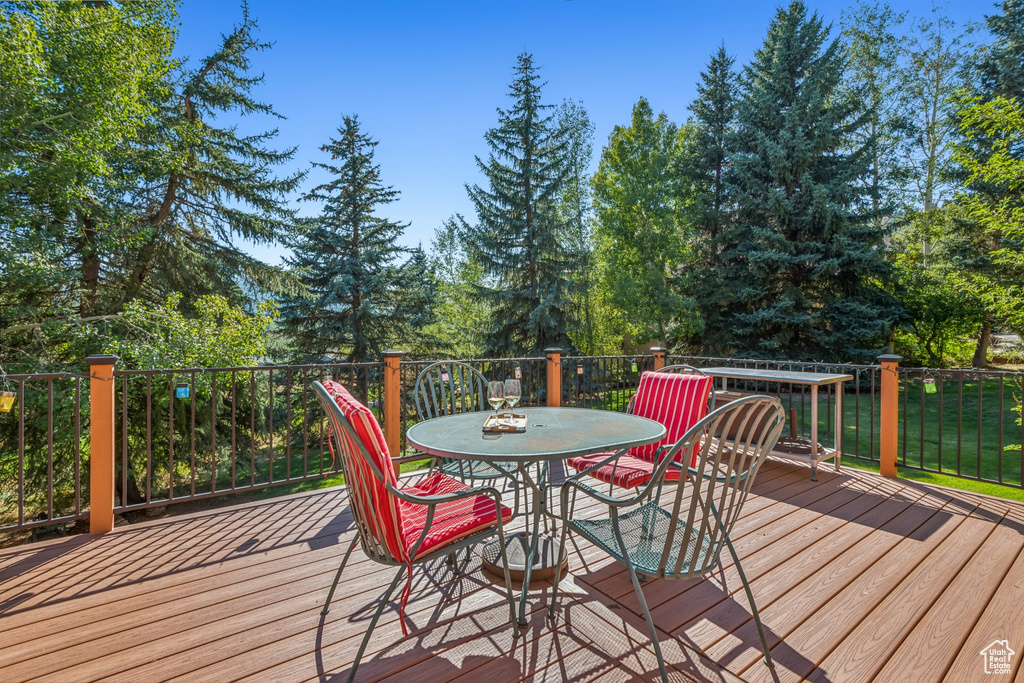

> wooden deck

[{"left": 2, "top": 459, "right": 1024, "bottom": 683}]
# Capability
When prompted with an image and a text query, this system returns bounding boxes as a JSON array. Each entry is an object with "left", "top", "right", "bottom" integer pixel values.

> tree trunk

[
  {"left": 972, "top": 319, "right": 992, "bottom": 368},
  {"left": 78, "top": 211, "right": 100, "bottom": 317}
]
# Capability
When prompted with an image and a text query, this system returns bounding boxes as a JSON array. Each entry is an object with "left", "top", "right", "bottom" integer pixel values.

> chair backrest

[
  {"left": 629, "top": 370, "right": 715, "bottom": 464},
  {"left": 651, "top": 395, "right": 785, "bottom": 579},
  {"left": 414, "top": 361, "right": 488, "bottom": 421},
  {"left": 628, "top": 364, "right": 716, "bottom": 414},
  {"left": 313, "top": 380, "right": 407, "bottom": 564}
]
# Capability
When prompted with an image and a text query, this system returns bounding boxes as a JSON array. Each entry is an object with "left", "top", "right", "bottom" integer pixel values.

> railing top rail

[
  {"left": 401, "top": 356, "right": 547, "bottom": 365},
  {"left": 669, "top": 355, "right": 883, "bottom": 371},
  {"left": 562, "top": 354, "right": 653, "bottom": 360},
  {"left": 112, "top": 361, "right": 383, "bottom": 376},
  {"left": 1, "top": 371, "right": 89, "bottom": 381},
  {"left": 897, "top": 366, "right": 1024, "bottom": 379}
]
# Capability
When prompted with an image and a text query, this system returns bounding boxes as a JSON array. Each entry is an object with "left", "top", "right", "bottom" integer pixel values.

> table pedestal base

[{"left": 480, "top": 531, "right": 567, "bottom": 583}]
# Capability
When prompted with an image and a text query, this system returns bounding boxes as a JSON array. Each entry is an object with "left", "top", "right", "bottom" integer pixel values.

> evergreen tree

[
  {"left": 721, "top": 0, "right": 899, "bottom": 362},
  {"left": 281, "top": 116, "right": 432, "bottom": 362},
  {"left": 465, "top": 53, "right": 575, "bottom": 356},
  {"left": 681, "top": 45, "right": 740, "bottom": 354}
]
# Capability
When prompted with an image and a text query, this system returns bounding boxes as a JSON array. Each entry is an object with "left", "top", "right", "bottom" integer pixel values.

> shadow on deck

[{"left": 2, "top": 459, "right": 1023, "bottom": 682}]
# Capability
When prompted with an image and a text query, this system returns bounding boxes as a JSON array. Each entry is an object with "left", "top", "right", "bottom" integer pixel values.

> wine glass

[
  {"left": 503, "top": 379, "right": 521, "bottom": 413},
  {"left": 487, "top": 381, "right": 505, "bottom": 414}
]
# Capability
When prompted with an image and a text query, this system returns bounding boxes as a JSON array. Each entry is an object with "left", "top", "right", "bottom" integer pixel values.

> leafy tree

[
  {"left": 942, "top": 0, "right": 1024, "bottom": 366},
  {"left": 280, "top": 115, "right": 433, "bottom": 362},
  {"left": 840, "top": 1, "right": 914, "bottom": 215},
  {"left": 426, "top": 216, "right": 491, "bottom": 358},
  {"left": 900, "top": 5, "right": 973, "bottom": 214},
  {"left": 592, "top": 98, "right": 694, "bottom": 345},
  {"left": 554, "top": 99, "right": 602, "bottom": 354},
  {"left": 464, "top": 53, "right": 576, "bottom": 356},
  {"left": 1, "top": 4, "right": 302, "bottom": 373},
  {"left": 679, "top": 45, "right": 740, "bottom": 354},
  {"left": 0, "top": 0, "right": 178, "bottom": 372},
  {"left": 105, "top": 293, "right": 277, "bottom": 370},
  {"left": 721, "top": 0, "right": 899, "bottom": 362}
]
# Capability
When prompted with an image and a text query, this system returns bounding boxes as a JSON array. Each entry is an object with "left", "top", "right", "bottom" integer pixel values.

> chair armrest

[
  {"left": 385, "top": 481, "right": 504, "bottom": 508},
  {"left": 556, "top": 477, "right": 643, "bottom": 510},
  {"left": 392, "top": 452, "right": 439, "bottom": 466}
]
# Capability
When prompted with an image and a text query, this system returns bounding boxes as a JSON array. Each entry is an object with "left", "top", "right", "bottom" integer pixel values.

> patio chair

[
  {"left": 312, "top": 380, "right": 520, "bottom": 683},
  {"left": 565, "top": 367, "right": 715, "bottom": 493},
  {"left": 550, "top": 395, "right": 786, "bottom": 683},
  {"left": 414, "top": 361, "right": 520, "bottom": 482}
]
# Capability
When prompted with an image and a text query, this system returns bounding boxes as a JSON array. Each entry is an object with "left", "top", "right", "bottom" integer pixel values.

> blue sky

[{"left": 172, "top": 0, "right": 997, "bottom": 264}]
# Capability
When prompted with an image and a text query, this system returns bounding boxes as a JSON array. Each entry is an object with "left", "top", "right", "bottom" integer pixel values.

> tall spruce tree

[
  {"left": 681, "top": 45, "right": 740, "bottom": 354},
  {"left": 281, "top": 115, "right": 432, "bottom": 362},
  {"left": 465, "top": 53, "right": 575, "bottom": 356},
  {"left": 721, "top": 1, "right": 898, "bottom": 362}
]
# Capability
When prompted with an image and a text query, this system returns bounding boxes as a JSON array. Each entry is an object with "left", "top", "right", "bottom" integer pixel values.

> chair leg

[
  {"left": 322, "top": 534, "right": 359, "bottom": 615},
  {"left": 725, "top": 536, "right": 774, "bottom": 668},
  {"left": 547, "top": 519, "right": 571, "bottom": 619},
  {"left": 616, "top": 537, "right": 668, "bottom": 683},
  {"left": 346, "top": 565, "right": 406, "bottom": 683}
]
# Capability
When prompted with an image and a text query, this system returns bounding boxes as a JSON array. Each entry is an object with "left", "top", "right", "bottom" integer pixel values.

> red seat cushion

[
  {"left": 398, "top": 472, "right": 513, "bottom": 560},
  {"left": 566, "top": 452, "right": 684, "bottom": 489},
  {"left": 567, "top": 371, "right": 713, "bottom": 488}
]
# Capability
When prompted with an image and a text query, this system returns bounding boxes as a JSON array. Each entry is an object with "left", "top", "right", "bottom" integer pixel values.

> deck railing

[{"left": 2, "top": 349, "right": 1022, "bottom": 536}]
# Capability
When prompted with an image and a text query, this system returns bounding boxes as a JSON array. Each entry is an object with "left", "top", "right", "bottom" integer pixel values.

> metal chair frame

[
  {"left": 550, "top": 395, "right": 786, "bottom": 683},
  {"left": 312, "top": 382, "right": 520, "bottom": 683},
  {"left": 414, "top": 361, "right": 521, "bottom": 482}
]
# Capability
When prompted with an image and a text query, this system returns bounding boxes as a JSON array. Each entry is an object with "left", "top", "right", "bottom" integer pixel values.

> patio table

[
  {"left": 406, "top": 406, "right": 665, "bottom": 625},
  {"left": 700, "top": 367, "right": 854, "bottom": 480}
]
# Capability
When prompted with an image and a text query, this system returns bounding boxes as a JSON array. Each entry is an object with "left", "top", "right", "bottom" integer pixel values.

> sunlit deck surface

[{"left": 3, "top": 459, "right": 1024, "bottom": 683}]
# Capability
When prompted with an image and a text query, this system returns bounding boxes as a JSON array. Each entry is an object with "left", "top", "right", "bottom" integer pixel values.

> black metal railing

[
  {"left": 4, "top": 352, "right": 1022, "bottom": 537},
  {"left": 897, "top": 367, "right": 1023, "bottom": 489},
  {"left": 110, "top": 362, "right": 383, "bottom": 513},
  {"left": 0, "top": 371, "right": 89, "bottom": 534},
  {"left": 560, "top": 355, "right": 655, "bottom": 412},
  {"left": 669, "top": 355, "right": 883, "bottom": 465}
]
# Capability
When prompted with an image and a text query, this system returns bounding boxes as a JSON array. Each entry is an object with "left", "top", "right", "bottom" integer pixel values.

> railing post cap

[
  {"left": 85, "top": 355, "right": 118, "bottom": 366},
  {"left": 650, "top": 347, "right": 667, "bottom": 353},
  {"left": 544, "top": 347, "right": 562, "bottom": 355},
  {"left": 382, "top": 349, "right": 404, "bottom": 358},
  {"left": 877, "top": 354, "right": 903, "bottom": 363}
]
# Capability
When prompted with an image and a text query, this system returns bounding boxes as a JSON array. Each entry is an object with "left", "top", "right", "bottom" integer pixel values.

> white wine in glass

[
  {"left": 487, "top": 381, "right": 505, "bottom": 413},
  {"left": 503, "top": 379, "right": 521, "bottom": 411}
]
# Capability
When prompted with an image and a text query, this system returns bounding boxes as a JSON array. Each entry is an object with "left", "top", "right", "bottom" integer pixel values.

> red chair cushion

[
  {"left": 321, "top": 381, "right": 407, "bottom": 562},
  {"left": 630, "top": 371, "right": 714, "bottom": 462},
  {"left": 567, "top": 371, "right": 712, "bottom": 487},
  {"left": 399, "top": 472, "right": 513, "bottom": 560},
  {"left": 566, "top": 452, "right": 684, "bottom": 489}
]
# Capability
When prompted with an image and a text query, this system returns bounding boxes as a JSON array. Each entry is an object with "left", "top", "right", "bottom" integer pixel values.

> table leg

[
  {"left": 835, "top": 383, "right": 843, "bottom": 472},
  {"left": 519, "top": 462, "right": 543, "bottom": 625},
  {"left": 810, "top": 385, "right": 819, "bottom": 481}
]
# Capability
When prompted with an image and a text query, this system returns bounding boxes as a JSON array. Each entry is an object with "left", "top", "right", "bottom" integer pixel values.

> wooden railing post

[
  {"left": 545, "top": 348, "right": 562, "bottom": 408},
  {"left": 879, "top": 354, "right": 901, "bottom": 478},
  {"left": 87, "top": 355, "right": 117, "bottom": 534},
  {"left": 383, "top": 350, "right": 403, "bottom": 475},
  {"left": 651, "top": 347, "right": 666, "bottom": 371}
]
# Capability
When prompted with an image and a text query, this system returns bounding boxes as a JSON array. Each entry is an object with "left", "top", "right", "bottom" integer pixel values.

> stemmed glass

[
  {"left": 503, "top": 379, "right": 521, "bottom": 416},
  {"left": 487, "top": 381, "right": 505, "bottom": 415}
]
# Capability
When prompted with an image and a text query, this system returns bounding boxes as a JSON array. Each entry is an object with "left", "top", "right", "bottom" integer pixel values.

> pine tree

[
  {"left": 465, "top": 53, "right": 575, "bottom": 356},
  {"left": 721, "top": 0, "right": 899, "bottom": 362},
  {"left": 681, "top": 45, "right": 740, "bottom": 354},
  {"left": 280, "top": 115, "right": 432, "bottom": 362}
]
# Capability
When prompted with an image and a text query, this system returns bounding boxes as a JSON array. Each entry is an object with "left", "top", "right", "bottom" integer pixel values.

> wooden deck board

[{"left": 2, "top": 458, "right": 1023, "bottom": 683}]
